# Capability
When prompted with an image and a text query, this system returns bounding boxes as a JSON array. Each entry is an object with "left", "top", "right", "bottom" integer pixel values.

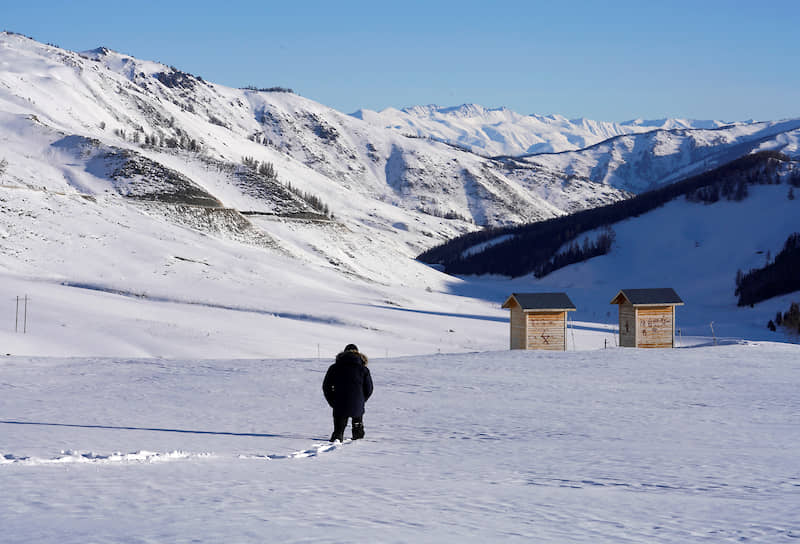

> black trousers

[{"left": 331, "top": 414, "right": 364, "bottom": 441}]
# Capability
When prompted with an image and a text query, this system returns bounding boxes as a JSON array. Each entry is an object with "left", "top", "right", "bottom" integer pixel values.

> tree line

[
  {"left": 418, "top": 151, "right": 791, "bottom": 278},
  {"left": 736, "top": 232, "right": 800, "bottom": 307},
  {"left": 532, "top": 227, "right": 616, "bottom": 278},
  {"left": 241, "top": 85, "right": 295, "bottom": 93},
  {"left": 240, "top": 156, "right": 333, "bottom": 219},
  {"left": 768, "top": 302, "right": 800, "bottom": 335},
  {"left": 685, "top": 153, "right": 793, "bottom": 203}
]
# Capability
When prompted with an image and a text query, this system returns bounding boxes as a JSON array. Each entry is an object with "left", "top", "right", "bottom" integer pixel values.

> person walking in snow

[{"left": 323, "top": 344, "right": 373, "bottom": 442}]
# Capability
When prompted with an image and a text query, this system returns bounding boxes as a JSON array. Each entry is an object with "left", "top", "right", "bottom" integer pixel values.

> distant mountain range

[
  {"left": 355, "top": 104, "right": 800, "bottom": 193},
  {"left": 353, "top": 103, "right": 744, "bottom": 156}
]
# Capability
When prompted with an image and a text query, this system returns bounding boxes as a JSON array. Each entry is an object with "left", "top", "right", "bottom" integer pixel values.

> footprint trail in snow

[{"left": 2, "top": 440, "right": 352, "bottom": 465}]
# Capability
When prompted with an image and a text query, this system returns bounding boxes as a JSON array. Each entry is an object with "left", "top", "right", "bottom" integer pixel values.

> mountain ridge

[{"left": 353, "top": 102, "right": 756, "bottom": 157}]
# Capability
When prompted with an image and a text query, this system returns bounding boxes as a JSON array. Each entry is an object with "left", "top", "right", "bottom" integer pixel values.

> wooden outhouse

[
  {"left": 501, "top": 293, "right": 576, "bottom": 351},
  {"left": 610, "top": 288, "right": 684, "bottom": 348}
]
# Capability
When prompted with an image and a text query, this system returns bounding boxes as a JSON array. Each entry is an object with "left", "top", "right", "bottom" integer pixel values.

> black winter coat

[{"left": 322, "top": 351, "right": 373, "bottom": 417}]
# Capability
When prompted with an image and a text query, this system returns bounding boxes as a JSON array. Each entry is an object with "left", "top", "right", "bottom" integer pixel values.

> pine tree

[{"left": 258, "top": 161, "right": 277, "bottom": 180}]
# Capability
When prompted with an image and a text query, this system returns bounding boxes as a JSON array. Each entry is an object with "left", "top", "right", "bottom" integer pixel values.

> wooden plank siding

[
  {"left": 636, "top": 306, "right": 675, "bottom": 348},
  {"left": 618, "top": 302, "right": 636, "bottom": 348},
  {"left": 611, "top": 289, "right": 682, "bottom": 349},
  {"left": 509, "top": 306, "right": 527, "bottom": 349},
  {"left": 503, "top": 293, "right": 576, "bottom": 351},
  {"left": 525, "top": 311, "right": 567, "bottom": 351}
]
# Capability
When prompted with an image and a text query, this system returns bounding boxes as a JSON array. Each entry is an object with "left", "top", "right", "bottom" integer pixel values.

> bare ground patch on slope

[
  {"left": 134, "top": 201, "right": 279, "bottom": 250},
  {"left": 105, "top": 149, "right": 222, "bottom": 207}
]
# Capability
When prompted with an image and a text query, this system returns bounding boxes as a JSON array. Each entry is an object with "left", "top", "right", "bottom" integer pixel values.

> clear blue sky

[{"left": 4, "top": 0, "right": 799, "bottom": 122}]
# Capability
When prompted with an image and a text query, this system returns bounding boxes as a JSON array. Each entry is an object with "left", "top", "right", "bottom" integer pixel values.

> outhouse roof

[
  {"left": 610, "top": 288, "right": 684, "bottom": 306},
  {"left": 502, "top": 292, "right": 576, "bottom": 311}
]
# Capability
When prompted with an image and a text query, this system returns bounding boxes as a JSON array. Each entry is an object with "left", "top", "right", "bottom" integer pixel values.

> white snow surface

[{"left": 2, "top": 344, "right": 799, "bottom": 543}]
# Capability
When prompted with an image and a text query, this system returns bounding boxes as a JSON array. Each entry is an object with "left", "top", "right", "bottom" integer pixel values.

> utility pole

[{"left": 14, "top": 295, "right": 28, "bottom": 333}]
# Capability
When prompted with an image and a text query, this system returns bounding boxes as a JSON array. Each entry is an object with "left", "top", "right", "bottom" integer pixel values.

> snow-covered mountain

[
  {"left": 0, "top": 32, "right": 628, "bottom": 234},
  {"left": 357, "top": 103, "right": 800, "bottom": 193},
  {"left": 353, "top": 103, "right": 748, "bottom": 156},
  {"left": 0, "top": 31, "right": 605, "bottom": 357},
  {"left": 512, "top": 182, "right": 800, "bottom": 340},
  {"left": 521, "top": 119, "right": 800, "bottom": 192},
  {"left": 1, "top": 31, "right": 798, "bottom": 360},
  {"left": 0, "top": 32, "right": 627, "bottom": 293}
]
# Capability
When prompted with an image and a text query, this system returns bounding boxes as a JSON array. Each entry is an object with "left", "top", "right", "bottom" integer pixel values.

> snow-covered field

[{"left": 2, "top": 342, "right": 799, "bottom": 543}]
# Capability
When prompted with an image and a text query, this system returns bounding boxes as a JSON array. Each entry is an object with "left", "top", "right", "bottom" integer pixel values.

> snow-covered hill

[
  {"left": 353, "top": 103, "right": 741, "bottom": 156},
  {"left": 0, "top": 32, "right": 558, "bottom": 358},
  {"left": 1, "top": 31, "right": 798, "bottom": 360},
  {"left": 522, "top": 119, "right": 800, "bottom": 192},
  {"left": 455, "top": 182, "right": 800, "bottom": 344},
  {"left": 0, "top": 31, "right": 634, "bottom": 358},
  {"left": 356, "top": 103, "right": 800, "bottom": 193},
  {"left": 0, "top": 31, "right": 628, "bottom": 233}
]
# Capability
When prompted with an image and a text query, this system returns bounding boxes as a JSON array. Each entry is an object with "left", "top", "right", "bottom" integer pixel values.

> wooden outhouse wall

[
  {"left": 526, "top": 311, "right": 567, "bottom": 351},
  {"left": 636, "top": 306, "right": 675, "bottom": 348},
  {"left": 618, "top": 302, "right": 636, "bottom": 347},
  {"left": 509, "top": 306, "right": 526, "bottom": 349}
]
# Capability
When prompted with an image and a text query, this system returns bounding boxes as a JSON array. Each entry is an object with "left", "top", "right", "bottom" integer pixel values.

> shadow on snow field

[{"left": 0, "top": 419, "right": 323, "bottom": 441}]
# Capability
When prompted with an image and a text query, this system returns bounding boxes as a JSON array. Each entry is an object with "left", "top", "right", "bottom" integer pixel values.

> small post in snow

[
  {"left": 317, "top": 344, "right": 320, "bottom": 359},
  {"left": 15, "top": 295, "right": 28, "bottom": 333},
  {"left": 710, "top": 322, "right": 716, "bottom": 346},
  {"left": 571, "top": 320, "right": 576, "bottom": 351}
]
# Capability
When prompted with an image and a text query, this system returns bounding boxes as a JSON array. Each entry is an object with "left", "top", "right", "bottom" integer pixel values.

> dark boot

[
  {"left": 330, "top": 415, "right": 347, "bottom": 442},
  {"left": 352, "top": 418, "right": 365, "bottom": 440}
]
